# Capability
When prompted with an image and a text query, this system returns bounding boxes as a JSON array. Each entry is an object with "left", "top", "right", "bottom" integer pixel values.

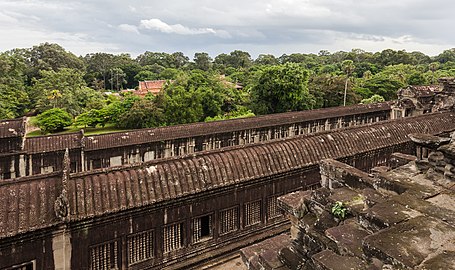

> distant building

[{"left": 136, "top": 80, "right": 170, "bottom": 96}]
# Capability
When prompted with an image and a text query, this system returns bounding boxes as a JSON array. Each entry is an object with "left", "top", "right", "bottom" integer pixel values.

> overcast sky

[{"left": 0, "top": 0, "right": 453, "bottom": 58}]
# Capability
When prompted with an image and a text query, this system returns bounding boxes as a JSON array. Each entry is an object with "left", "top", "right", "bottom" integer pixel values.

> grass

[{"left": 26, "top": 123, "right": 129, "bottom": 137}]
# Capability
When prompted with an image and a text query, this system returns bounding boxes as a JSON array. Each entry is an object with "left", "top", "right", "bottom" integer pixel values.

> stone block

[
  {"left": 363, "top": 216, "right": 455, "bottom": 269},
  {"left": 311, "top": 249, "right": 367, "bottom": 270},
  {"left": 325, "top": 221, "right": 371, "bottom": 258}
]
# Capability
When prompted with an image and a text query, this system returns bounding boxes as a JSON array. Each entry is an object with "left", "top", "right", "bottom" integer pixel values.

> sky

[{"left": 0, "top": 0, "right": 453, "bottom": 59}]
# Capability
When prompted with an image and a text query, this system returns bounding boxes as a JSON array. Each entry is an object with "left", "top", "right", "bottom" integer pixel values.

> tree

[
  {"left": 162, "top": 85, "right": 204, "bottom": 125},
  {"left": 435, "top": 48, "right": 455, "bottom": 64},
  {"left": 136, "top": 52, "right": 173, "bottom": 67},
  {"left": 193, "top": 52, "right": 213, "bottom": 71},
  {"left": 159, "top": 70, "right": 240, "bottom": 124},
  {"left": 83, "top": 53, "right": 115, "bottom": 90},
  {"left": 361, "top": 73, "right": 404, "bottom": 101},
  {"left": 169, "top": 52, "right": 189, "bottom": 69},
  {"left": 108, "top": 68, "right": 127, "bottom": 91},
  {"left": 254, "top": 54, "right": 279, "bottom": 66},
  {"left": 249, "top": 63, "right": 315, "bottom": 114},
  {"left": 0, "top": 52, "right": 29, "bottom": 118},
  {"left": 428, "top": 62, "right": 440, "bottom": 84},
  {"left": 25, "top": 43, "right": 84, "bottom": 81},
  {"left": 37, "top": 108, "right": 72, "bottom": 133},
  {"left": 342, "top": 60, "right": 355, "bottom": 106},
  {"left": 31, "top": 68, "right": 103, "bottom": 115},
  {"left": 117, "top": 99, "right": 164, "bottom": 129},
  {"left": 361, "top": 94, "right": 385, "bottom": 104},
  {"left": 74, "top": 109, "right": 106, "bottom": 128}
]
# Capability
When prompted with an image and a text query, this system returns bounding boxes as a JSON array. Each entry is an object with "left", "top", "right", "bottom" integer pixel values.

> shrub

[
  {"left": 37, "top": 108, "right": 73, "bottom": 133},
  {"left": 331, "top": 201, "right": 348, "bottom": 220}
]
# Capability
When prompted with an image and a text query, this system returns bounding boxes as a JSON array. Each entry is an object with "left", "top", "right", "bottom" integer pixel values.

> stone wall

[{"left": 241, "top": 135, "right": 455, "bottom": 270}]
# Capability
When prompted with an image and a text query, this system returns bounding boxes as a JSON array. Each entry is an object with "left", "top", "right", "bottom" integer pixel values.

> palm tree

[{"left": 342, "top": 60, "right": 355, "bottom": 106}]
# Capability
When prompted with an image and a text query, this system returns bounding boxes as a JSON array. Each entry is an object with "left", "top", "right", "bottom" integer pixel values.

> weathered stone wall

[{"left": 241, "top": 136, "right": 455, "bottom": 270}]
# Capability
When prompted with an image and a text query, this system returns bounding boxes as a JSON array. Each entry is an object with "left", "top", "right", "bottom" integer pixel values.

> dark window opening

[
  {"left": 200, "top": 215, "right": 210, "bottom": 237},
  {"left": 193, "top": 215, "right": 212, "bottom": 243}
]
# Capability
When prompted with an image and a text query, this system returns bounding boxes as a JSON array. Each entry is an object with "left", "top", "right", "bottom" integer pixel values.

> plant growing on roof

[{"left": 331, "top": 201, "right": 348, "bottom": 220}]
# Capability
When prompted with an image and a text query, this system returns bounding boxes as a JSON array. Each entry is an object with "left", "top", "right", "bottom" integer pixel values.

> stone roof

[
  {"left": 68, "top": 111, "right": 455, "bottom": 221},
  {"left": 138, "top": 80, "right": 168, "bottom": 95},
  {"left": 84, "top": 102, "right": 392, "bottom": 150},
  {"left": 3, "top": 102, "right": 391, "bottom": 153},
  {"left": 0, "top": 118, "right": 25, "bottom": 139},
  {"left": 0, "top": 173, "right": 62, "bottom": 239},
  {"left": 1, "top": 111, "right": 454, "bottom": 240},
  {"left": 24, "top": 131, "right": 84, "bottom": 154}
]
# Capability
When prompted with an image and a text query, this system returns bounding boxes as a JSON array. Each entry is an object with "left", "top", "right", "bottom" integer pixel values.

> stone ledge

[
  {"left": 363, "top": 216, "right": 455, "bottom": 269},
  {"left": 311, "top": 249, "right": 367, "bottom": 270}
]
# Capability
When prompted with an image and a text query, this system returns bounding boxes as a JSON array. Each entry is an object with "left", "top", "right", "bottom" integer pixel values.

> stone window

[
  {"left": 127, "top": 230, "right": 154, "bottom": 265},
  {"left": 244, "top": 200, "right": 262, "bottom": 226},
  {"left": 202, "top": 142, "right": 209, "bottom": 151},
  {"left": 163, "top": 223, "right": 184, "bottom": 253},
  {"left": 192, "top": 214, "right": 212, "bottom": 243},
  {"left": 91, "top": 158, "right": 102, "bottom": 170},
  {"left": 267, "top": 195, "right": 281, "bottom": 220},
  {"left": 215, "top": 140, "right": 221, "bottom": 149},
  {"left": 2, "top": 261, "right": 35, "bottom": 270},
  {"left": 89, "top": 241, "right": 118, "bottom": 270},
  {"left": 228, "top": 139, "right": 235, "bottom": 146},
  {"left": 143, "top": 150, "right": 155, "bottom": 162},
  {"left": 293, "top": 124, "right": 300, "bottom": 136},
  {"left": 219, "top": 206, "right": 239, "bottom": 235},
  {"left": 109, "top": 156, "right": 122, "bottom": 167},
  {"left": 178, "top": 145, "right": 186, "bottom": 155},
  {"left": 40, "top": 166, "right": 54, "bottom": 174}
]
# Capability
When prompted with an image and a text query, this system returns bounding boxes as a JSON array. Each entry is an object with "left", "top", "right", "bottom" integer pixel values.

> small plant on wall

[{"left": 331, "top": 201, "right": 348, "bottom": 220}]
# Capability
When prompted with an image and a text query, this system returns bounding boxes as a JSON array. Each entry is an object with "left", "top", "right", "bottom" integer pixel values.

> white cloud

[
  {"left": 139, "top": 18, "right": 231, "bottom": 38},
  {"left": 1, "top": 0, "right": 455, "bottom": 57},
  {"left": 118, "top": 24, "right": 140, "bottom": 34}
]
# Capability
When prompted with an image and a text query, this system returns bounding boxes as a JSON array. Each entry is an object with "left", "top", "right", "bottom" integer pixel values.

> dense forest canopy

[{"left": 1, "top": 43, "right": 455, "bottom": 133}]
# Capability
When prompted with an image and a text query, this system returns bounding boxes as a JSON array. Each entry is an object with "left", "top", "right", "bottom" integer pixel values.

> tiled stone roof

[
  {"left": 68, "top": 111, "right": 455, "bottom": 221},
  {"left": 84, "top": 102, "right": 392, "bottom": 150},
  {"left": 0, "top": 118, "right": 25, "bottom": 139},
  {"left": 2, "top": 111, "right": 454, "bottom": 239},
  {"left": 24, "top": 131, "right": 84, "bottom": 154}
]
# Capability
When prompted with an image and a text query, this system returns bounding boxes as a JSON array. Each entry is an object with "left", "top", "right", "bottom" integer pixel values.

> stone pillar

[
  {"left": 52, "top": 226, "right": 72, "bottom": 270},
  {"left": 19, "top": 154, "right": 26, "bottom": 177},
  {"left": 416, "top": 146, "right": 422, "bottom": 161}
]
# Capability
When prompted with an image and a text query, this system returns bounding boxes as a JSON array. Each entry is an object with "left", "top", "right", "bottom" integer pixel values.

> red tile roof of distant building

[{"left": 138, "top": 80, "right": 168, "bottom": 96}]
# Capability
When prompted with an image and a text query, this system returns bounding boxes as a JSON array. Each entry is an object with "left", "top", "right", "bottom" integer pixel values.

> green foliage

[
  {"left": 163, "top": 85, "right": 204, "bottom": 125},
  {"left": 0, "top": 53, "right": 29, "bottom": 118},
  {"left": 361, "top": 94, "right": 385, "bottom": 104},
  {"left": 74, "top": 109, "right": 106, "bottom": 128},
  {"left": 361, "top": 73, "right": 404, "bottom": 101},
  {"left": 37, "top": 108, "right": 73, "bottom": 133},
  {"left": 5, "top": 43, "right": 455, "bottom": 134},
  {"left": 250, "top": 63, "right": 315, "bottom": 114},
  {"left": 117, "top": 99, "right": 164, "bottom": 129},
  {"left": 331, "top": 201, "right": 348, "bottom": 220},
  {"left": 205, "top": 108, "right": 255, "bottom": 122},
  {"left": 160, "top": 70, "right": 244, "bottom": 125},
  {"left": 31, "top": 68, "right": 103, "bottom": 115}
]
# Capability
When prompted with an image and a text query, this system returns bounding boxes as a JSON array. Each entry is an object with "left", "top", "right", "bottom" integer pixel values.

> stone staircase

[{"left": 241, "top": 134, "right": 455, "bottom": 270}]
